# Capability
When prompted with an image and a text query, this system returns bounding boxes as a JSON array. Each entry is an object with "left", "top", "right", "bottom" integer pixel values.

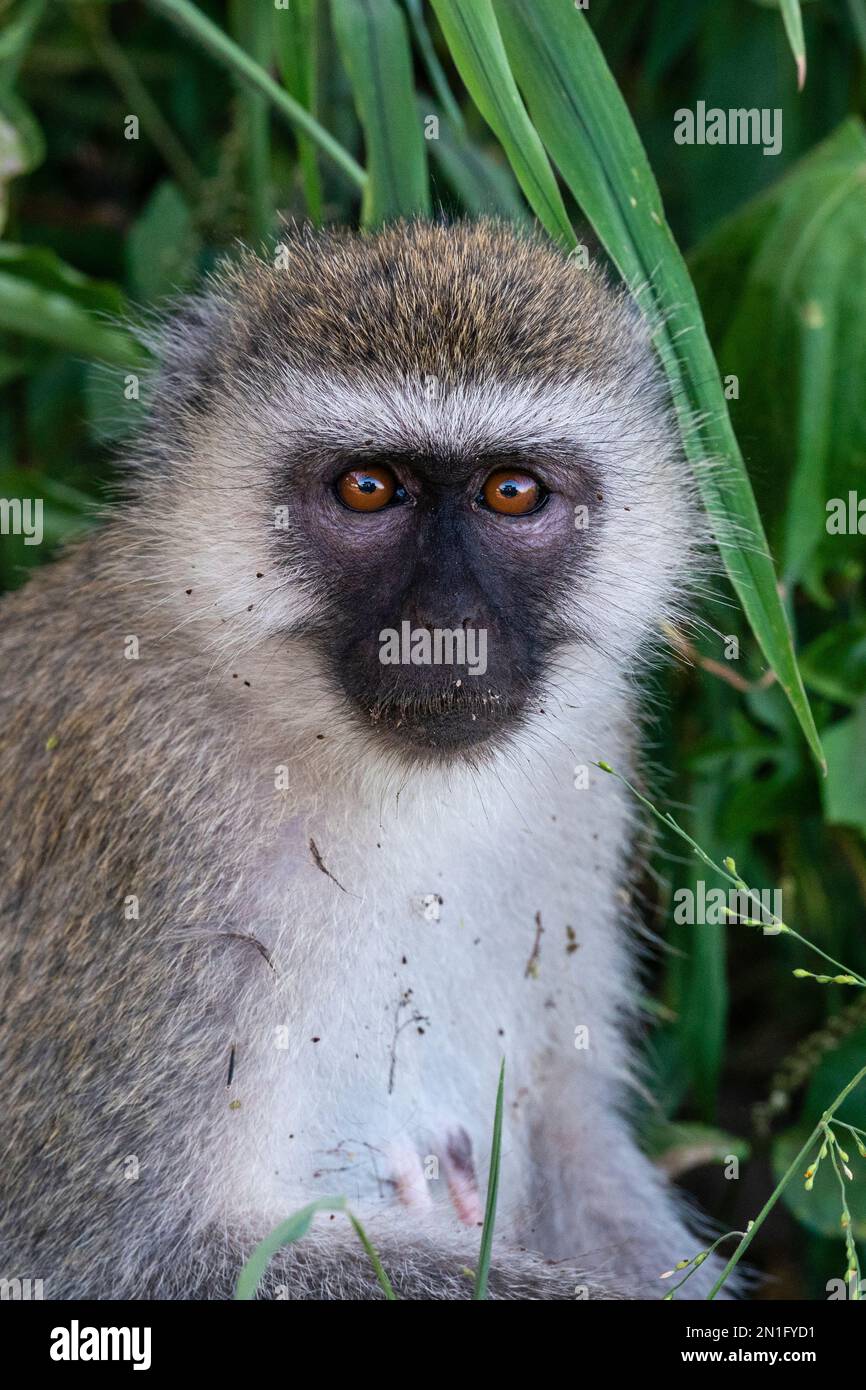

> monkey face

[
  {"left": 153, "top": 224, "right": 696, "bottom": 765},
  {"left": 275, "top": 444, "right": 597, "bottom": 757}
]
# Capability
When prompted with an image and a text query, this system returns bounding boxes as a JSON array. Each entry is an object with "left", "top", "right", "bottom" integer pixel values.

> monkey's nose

[{"left": 406, "top": 605, "right": 486, "bottom": 632}]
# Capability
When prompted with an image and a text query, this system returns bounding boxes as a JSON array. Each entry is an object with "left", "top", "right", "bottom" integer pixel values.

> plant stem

[
  {"left": 272, "top": 0, "right": 324, "bottom": 223},
  {"left": 77, "top": 4, "right": 202, "bottom": 203},
  {"left": 784, "top": 927, "right": 866, "bottom": 984},
  {"left": 230, "top": 0, "right": 272, "bottom": 244},
  {"left": 347, "top": 1214, "right": 397, "bottom": 1300},
  {"left": 828, "top": 1140, "right": 862, "bottom": 1297},
  {"left": 664, "top": 1229, "right": 748, "bottom": 1297},
  {"left": 707, "top": 1063, "right": 866, "bottom": 1298},
  {"left": 405, "top": 0, "right": 465, "bottom": 129},
  {"left": 143, "top": 0, "right": 366, "bottom": 191},
  {"left": 598, "top": 763, "right": 866, "bottom": 985},
  {"left": 834, "top": 1119, "right": 866, "bottom": 1140}
]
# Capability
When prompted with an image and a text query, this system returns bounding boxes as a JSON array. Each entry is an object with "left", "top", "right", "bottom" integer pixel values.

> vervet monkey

[{"left": 0, "top": 221, "right": 717, "bottom": 1300}]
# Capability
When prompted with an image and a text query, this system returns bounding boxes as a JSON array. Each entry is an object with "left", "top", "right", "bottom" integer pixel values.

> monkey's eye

[
  {"left": 335, "top": 465, "right": 403, "bottom": 512},
  {"left": 479, "top": 469, "right": 547, "bottom": 517}
]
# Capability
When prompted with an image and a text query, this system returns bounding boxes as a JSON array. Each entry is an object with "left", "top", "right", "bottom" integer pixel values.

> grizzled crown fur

[{"left": 144, "top": 219, "right": 664, "bottom": 439}]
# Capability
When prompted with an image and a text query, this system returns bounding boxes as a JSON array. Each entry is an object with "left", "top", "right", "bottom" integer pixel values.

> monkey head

[{"left": 137, "top": 221, "right": 697, "bottom": 765}]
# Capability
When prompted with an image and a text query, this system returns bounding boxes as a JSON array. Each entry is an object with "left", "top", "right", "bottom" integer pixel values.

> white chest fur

[{"left": 225, "top": 714, "right": 635, "bottom": 1242}]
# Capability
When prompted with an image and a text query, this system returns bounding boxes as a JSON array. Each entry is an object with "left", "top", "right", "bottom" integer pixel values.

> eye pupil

[
  {"left": 336, "top": 465, "right": 397, "bottom": 512},
  {"left": 482, "top": 468, "right": 544, "bottom": 516}
]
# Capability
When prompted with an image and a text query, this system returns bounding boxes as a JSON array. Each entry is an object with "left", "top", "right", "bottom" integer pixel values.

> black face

[{"left": 272, "top": 448, "right": 597, "bottom": 758}]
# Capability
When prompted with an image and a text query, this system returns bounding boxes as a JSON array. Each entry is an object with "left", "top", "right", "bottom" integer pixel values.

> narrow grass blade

[
  {"left": 77, "top": 4, "right": 202, "bottom": 203},
  {"left": 687, "top": 122, "right": 866, "bottom": 587},
  {"left": 474, "top": 1058, "right": 505, "bottom": 1299},
  {"left": 143, "top": 0, "right": 366, "bottom": 192},
  {"left": 273, "top": 0, "right": 323, "bottom": 222},
  {"left": 235, "top": 1197, "right": 348, "bottom": 1300},
  {"left": 779, "top": 0, "right": 807, "bottom": 90},
  {"left": 347, "top": 1213, "right": 397, "bottom": 1299},
  {"left": 230, "top": 0, "right": 274, "bottom": 244},
  {"left": 419, "top": 98, "right": 529, "bottom": 222},
  {"left": 405, "top": 0, "right": 465, "bottom": 130},
  {"left": 235, "top": 1197, "right": 397, "bottom": 1300},
  {"left": 429, "top": 0, "right": 575, "bottom": 248},
  {"left": 331, "top": 0, "right": 430, "bottom": 225},
  {"left": 491, "top": 0, "right": 823, "bottom": 771}
]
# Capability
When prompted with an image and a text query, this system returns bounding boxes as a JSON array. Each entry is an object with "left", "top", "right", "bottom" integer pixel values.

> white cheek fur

[{"left": 135, "top": 364, "right": 705, "bottom": 700}]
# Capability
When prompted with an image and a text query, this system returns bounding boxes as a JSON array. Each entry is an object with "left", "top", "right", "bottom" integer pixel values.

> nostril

[{"left": 406, "top": 608, "right": 485, "bottom": 632}]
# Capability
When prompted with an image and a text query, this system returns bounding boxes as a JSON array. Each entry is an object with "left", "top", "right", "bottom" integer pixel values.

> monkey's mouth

[{"left": 360, "top": 683, "right": 522, "bottom": 756}]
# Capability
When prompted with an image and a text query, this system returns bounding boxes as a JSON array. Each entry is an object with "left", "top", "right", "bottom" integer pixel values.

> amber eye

[
  {"left": 336, "top": 465, "right": 398, "bottom": 512},
  {"left": 481, "top": 469, "right": 545, "bottom": 516}
]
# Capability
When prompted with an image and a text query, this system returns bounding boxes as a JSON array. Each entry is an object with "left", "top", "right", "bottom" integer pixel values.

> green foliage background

[{"left": 1, "top": 0, "right": 865, "bottom": 1298}]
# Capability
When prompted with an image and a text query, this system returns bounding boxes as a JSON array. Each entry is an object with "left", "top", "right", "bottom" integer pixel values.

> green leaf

[
  {"left": 800, "top": 624, "right": 866, "bottom": 707},
  {"left": 330, "top": 0, "right": 430, "bottom": 226},
  {"left": 643, "top": 1119, "right": 750, "bottom": 1176},
  {"left": 488, "top": 0, "right": 823, "bottom": 770},
  {"left": 0, "top": 268, "right": 144, "bottom": 367},
  {"left": 0, "top": 91, "right": 44, "bottom": 233},
  {"left": 0, "top": 349, "right": 28, "bottom": 387},
  {"left": 849, "top": 0, "right": 866, "bottom": 60},
  {"left": 234, "top": 1196, "right": 396, "bottom": 1300},
  {"left": 0, "top": 464, "right": 96, "bottom": 592},
  {"left": 405, "top": 0, "right": 465, "bottom": 129},
  {"left": 230, "top": 0, "right": 274, "bottom": 244},
  {"left": 273, "top": 0, "right": 323, "bottom": 222},
  {"left": 474, "top": 1058, "right": 505, "bottom": 1299},
  {"left": 823, "top": 702, "right": 866, "bottom": 838},
  {"left": 235, "top": 1197, "right": 348, "bottom": 1300},
  {"left": 690, "top": 122, "right": 866, "bottom": 590},
  {"left": 126, "top": 181, "right": 200, "bottom": 302},
  {"left": 0, "top": 465, "right": 95, "bottom": 520},
  {"left": 0, "top": 89, "right": 43, "bottom": 173},
  {"left": 428, "top": 0, "right": 575, "bottom": 248},
  {"left": 418, "top": 98, "right": 529, "bottom": 222},
  {"left": 779, "top": 0, "right": 807, "bottom": 89},
  {"left": 345, "top": 1212, "right": 397, "bottom": 1299},
  {"left": 0, "top": 243, "right": 126, "bottom": 315},
  {"left": 84, "top": 361, "right": 146, "bottom": 445},
  {"left": 144, "top": 0, "right": 366, "bottom": 193},
  {"left": 0, "top": 0, "right": 48, "bottom": 87}
]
